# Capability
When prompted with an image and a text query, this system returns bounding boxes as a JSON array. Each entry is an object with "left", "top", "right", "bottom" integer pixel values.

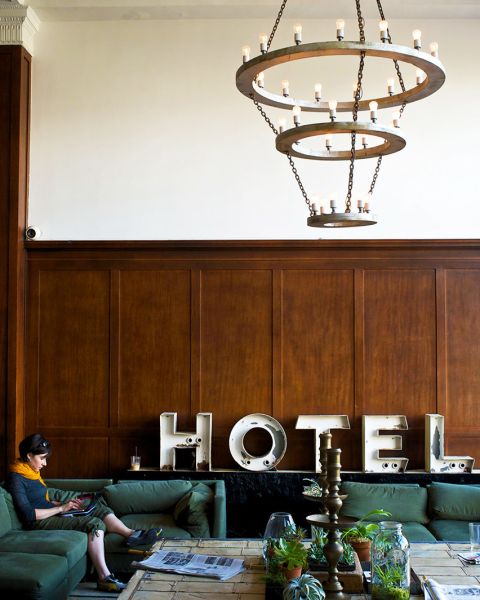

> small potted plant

[
  {"left": 303, "top": 478, "right": 323, "bottom": 498},
  {"left": 308, "top": 528, "right": 355, "bottom": 572},
  {"left": 283, "top": 573, "right": 326, "bottom": 600},
  {"left": 372, "top": 564, "right": 410, "bottom": 600},
  {"left": 273, "top": 537, "right": 309, "bottom": 581},
  {"left": 342, "top": 509, "right": 392, "bottom": 562}
]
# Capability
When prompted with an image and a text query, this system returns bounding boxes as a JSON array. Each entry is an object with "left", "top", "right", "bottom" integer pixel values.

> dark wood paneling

[
  {"left": 33, "top": 270, "right": 110, "bottom": 429},
  {"left": 0, "top": 47, "right": 30, "bottom": 477},
  {"left": 20, "top": 242, "right": 480, "bottom": 475},
  {"left": 46, "top": 436, "right": 109, "bottom": 478},
  {"left": 199, "top": 270, "right": 273, "bottom": 420},
  {"left": 445, "top": 270, "right": 480, "bottom": 431},
  {"left": 117, "top": 270, "right": 191, "bottom": 428}
]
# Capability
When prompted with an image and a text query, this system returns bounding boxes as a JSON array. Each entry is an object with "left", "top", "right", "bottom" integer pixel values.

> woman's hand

[{"left": 59, "top": 498, "right": 84, "bottom": 513}]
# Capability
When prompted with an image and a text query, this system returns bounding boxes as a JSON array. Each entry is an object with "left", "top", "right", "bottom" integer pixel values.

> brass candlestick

[
  {"left": 323, "top": 448, "right": 344, "bottom": 597},
  {"left": 319, "top": 432, "right": 332, "bottom": 514}
]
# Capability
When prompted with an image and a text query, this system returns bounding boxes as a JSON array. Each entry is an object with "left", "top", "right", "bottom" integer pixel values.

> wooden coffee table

[{"left": 118, "top": 540, "right": 478, "bottom": 600}]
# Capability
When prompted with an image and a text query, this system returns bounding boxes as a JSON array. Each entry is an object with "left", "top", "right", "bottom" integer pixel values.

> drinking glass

[
  {"left": 262, "top": 512, "right": 295, "bottom": 560},
  {"left": 130, "top": 456, "right": 141, "bottom": 470},
  {"left": 469, "top": 522, "right": 480, "bottom": 552}
]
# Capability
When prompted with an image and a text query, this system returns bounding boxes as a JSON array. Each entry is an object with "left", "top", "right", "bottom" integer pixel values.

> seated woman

[{"left": 7, "top": 433, "right": 161, "bottom": 593}]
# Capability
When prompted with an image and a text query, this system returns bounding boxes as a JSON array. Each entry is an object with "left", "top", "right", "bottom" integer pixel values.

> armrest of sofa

[{"left": 210, "top": 480, "right": 227, "bottom": 538}]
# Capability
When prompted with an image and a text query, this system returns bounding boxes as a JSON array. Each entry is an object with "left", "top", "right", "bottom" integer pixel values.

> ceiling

[{"left": 11, "top": 0, "right": 480, "bottom": 22}]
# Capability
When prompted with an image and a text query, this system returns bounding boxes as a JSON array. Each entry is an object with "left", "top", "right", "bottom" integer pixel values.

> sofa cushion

[
  {"left": 427, "top": 519, "right": 470, "bottom": 542},
  {"left": 0, "top": 551, "right": 68, "bottom": 599},
  {"left": 103, "top": 481, "right": 193, "bottom": 516},
  {"left": 0, "top": 486, "right": 23, "bottom": 530},
  {"left": 401, "top": 522, "right": 437, "bottom": 543},
  {"left": 45, "top": 478, "right": 113, "bottom": 492},
  {"left": 0, "top": 492, "right": 12, "bottom": 537},
  {"left": 340, "top": 482, "right": 429, "bottom": 524},
  {"left": 121, "top": 513, "right": 192, "bottom": 540},
  {"left": 429, "top": 482, "right": 480, "bottom": 521},
  {"left": 0, "top": 529, "right": 87, "bottom": 570},
  {"left": 173, "top": 482, "right": 213, "bottom": 538}
]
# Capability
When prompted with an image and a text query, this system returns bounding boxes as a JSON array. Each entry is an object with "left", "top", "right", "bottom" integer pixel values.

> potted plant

[
  {"left": 372, "top": 564, "right": 410, "bottom": 600},
  {"left": 283, "top": 573, "right": 326, "bottom": 600},
  {"left": 308, "top": 528, "right": 356, "bottom": 572},
  {"left": 342, "top": 509, "right": 392, "bottom": 562},
  {"left": 273, "top": 537, "right": 309, "bottom": 581},
  {"left": 303, "top": 478, "right": 323, "bottom": 498}
]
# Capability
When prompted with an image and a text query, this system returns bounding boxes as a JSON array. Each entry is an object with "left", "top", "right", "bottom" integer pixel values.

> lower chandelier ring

[
  {"left": 307, "top": 212, "right": 378, "bottom": 228},
  {"left": 276, "top": 121, "right": 406, "bottom": 161}
]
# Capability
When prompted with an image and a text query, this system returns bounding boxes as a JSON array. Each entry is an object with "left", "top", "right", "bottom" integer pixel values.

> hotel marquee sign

[{"left": 159, "top": 412, "right": 474, "bottom": 474}]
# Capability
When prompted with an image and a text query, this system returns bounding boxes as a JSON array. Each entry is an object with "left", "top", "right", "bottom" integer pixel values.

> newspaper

[
  {"left": 133, "top": 550, "right": 245, "bottom": 581},
  {"left": 424, "top": 577, "right": 480, "bottom": 600}
]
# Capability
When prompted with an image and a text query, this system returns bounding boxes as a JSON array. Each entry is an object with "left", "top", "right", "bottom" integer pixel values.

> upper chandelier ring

[{"left": 236, "top": 41, "right": 446, "bottom": 113}]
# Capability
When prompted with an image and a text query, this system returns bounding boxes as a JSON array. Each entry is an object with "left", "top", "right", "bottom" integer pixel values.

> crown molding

[{"left": 0, "top": 2, "right": 40, "bottom": 55}]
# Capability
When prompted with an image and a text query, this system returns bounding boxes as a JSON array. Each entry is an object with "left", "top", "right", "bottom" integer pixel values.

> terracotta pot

[
  {"left": 284, "top": 566, "right": 303, "bottom": 581},
  {"left": 350, "top": 540, "right": 371, "bottom": 562}
]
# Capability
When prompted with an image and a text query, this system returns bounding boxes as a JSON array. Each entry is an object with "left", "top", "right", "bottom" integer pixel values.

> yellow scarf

[{"left": 9, "top": 459, "right": 50, "bottom": 501}]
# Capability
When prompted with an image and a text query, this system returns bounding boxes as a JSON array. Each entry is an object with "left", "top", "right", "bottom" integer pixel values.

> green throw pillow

[
  {"left": 340, "top": 481, "right": 429, "bottom": 524},
  {"left": 103, "top": 480, "right": 193, "bottom": 516},
  {"left": 0, "top": 492, "right": 12, "bottom": 536},
  {"left": 173, "top": 482, "right": 213, "bottom": 538},
  {"left": 0, "top": 486, "right": 22, "bottom": 530},
  {"left": 429, "top": 482, "right": 480, "bottom": 521}
]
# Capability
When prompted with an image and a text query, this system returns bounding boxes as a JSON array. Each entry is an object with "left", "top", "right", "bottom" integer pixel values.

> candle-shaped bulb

[
  {"left": 330, "top": 198, "right": 337, "bottom": 211},
  {"left": 379, "top": 20, "right": 389, "bottom": 41},
  {"left": 292, "top": 105, "right": 301, "bottom": 126},
  {"left": 336, "top": 18, "right": 345, "bottom": 41},
  {"left": 314, "top": 83, "right": 322, "bottom": 101},
  {"left": 416, "top": 69, "right": 424, "bottom": 85},
  {"left": 369, "top": 100, "right": 378, "bottom": 123},
  {"left": 320, "top": 205, "right": 325, "bottom": 215},
  {"left": 242, "top": 45, "right": 250, "bottom": 63},
  {"left": 387, "top": 77, "right": 395, "bottom": 95},
  {"left": 430, "top": 41, "right": 439, "bottom": 57},
  {"left": 392, "top": 110, "right": 400, "bottom": 128},
  {"left": 364, "top": 201, "right": 370, "bottom": 213},
  {"left": 259, "top": 34, "right": 268, "bottom": 53},
  {"left": 357, "top": 198, "right": 364, "bottom": 210},
  {"left": 311, "top": 201, "right": 319, "bottom": 214},
  {"left": 281, "top": 79, "right": 290, "bottom": 97},
  {"left": 294, "top": 24, "right": 303, "bottom": 44},
  {"left": 412, "top": 29, "right": 422, "bottom": 49},
  {"left": 278, "top": 118, "right": 286, "bottom": 133},
  {"left": 325, "top": 135, "right": 332, "bottom": 151},
  {"left": 328, "top": 99, "right": 337, "bottom": 121},
  {"left": 362, "top": 135, "right": 368, "bottom": 148},
  {"left": 256, "top": 71, "right": 265, "bottom": 88}
]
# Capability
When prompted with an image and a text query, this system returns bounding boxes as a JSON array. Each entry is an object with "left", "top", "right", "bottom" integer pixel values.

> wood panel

[
  {"left": 46, "top": 436, "right": 109, "bottom": 478},
  {"left": 117, "top": 270, "right": 191, "bottom": 428},
  {"left": 0, "top": 47, "right": 30, "bottom": 477},
  {"left": 445, "top": 270, "right": 480, "bottom": 430},
  {"left": 362, "top": 270, "right": 437, "bottom": 467},
  {"left": 199, "top": 270, "right": 273, "bottom": 420},
  {"left": 34, "top": 270, "right": 110, "bottom": 428},
  {"left": 19, "top": 243, "right": 480, "bottom": 475}
]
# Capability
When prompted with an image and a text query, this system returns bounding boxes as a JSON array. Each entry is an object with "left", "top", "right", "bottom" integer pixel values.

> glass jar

[{"left": 371, "top": 521, "right": 410, "bottom": 600}]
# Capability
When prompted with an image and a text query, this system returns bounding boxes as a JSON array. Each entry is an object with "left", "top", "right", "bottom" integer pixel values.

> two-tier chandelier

[{"left": 236, "top": 0, "right": 446, "bottom": 228}]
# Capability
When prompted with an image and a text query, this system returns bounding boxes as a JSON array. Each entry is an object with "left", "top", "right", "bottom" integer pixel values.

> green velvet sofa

[
  {"left": 339, "top": 481, "right": 480, "bottom": 542},
  {"left": 0, "top": 478, "right": 226, "bottom": 598}
]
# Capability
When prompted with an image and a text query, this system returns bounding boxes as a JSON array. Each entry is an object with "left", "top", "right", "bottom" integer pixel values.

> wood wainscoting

[{"left": 21, "top": 240, "right": 480, "bottom": 477}]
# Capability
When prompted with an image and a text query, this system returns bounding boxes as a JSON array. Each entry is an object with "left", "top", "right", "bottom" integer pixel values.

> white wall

[{"left": 28, "top": 17, "right": 480, "bottom": 239}]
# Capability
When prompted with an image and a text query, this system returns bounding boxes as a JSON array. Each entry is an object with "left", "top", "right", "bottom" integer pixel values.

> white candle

[
  {"left": 294, "top": 24, "right": 303, "bottom": 45},
  {"left": 362, "top": 136, "right": 368, "bottom": 148},
  {"left": 314, "top": 83, "right": 322, "bottom": 101},
  {"left": 369, "top": 100, "right": 378, "bottom": 123},
  {"left": 320, "top": 205, "right": 325, "bottom": 215},
  {"left": 416, "top": 69, "right": 424, "bottom": 85},
  {"left": 387, "top": 78, "right": 395, "bottom": 95},
  {"left": 392, "top": 110, "right": 400, "bottom": 128},
  {"left": 336, "top": 19, "right": 345, "bottom": 41},
  {"left": 364, "top": 201, "right": 370, "bottom": 212},
  {"left": 311, "top": 202, "right": 319, "bottom": 214},
  {"left": 328, "top": 99, "right": 337, "bottom": 121},
  {"left": 430, "top": 41, "right": 439, "bottom": 58},
  {"left": 256, "top": 72, "right": 265, "bottom": 88},
  {"left": 259, "top": 34, "right": 268, "bottom": 54},
  {"left": 292, "top": 105, "right": 301, "bottom": 126},
  {"left": 282, "top": 80, "right": 290, "bottom": 97},
  {"left": 278, "top": 118, "right": 286, "bottom": 133},
  {"left": 379, "top": 20, "right": 389, "bottom": 42},
  {"left": 357, "top": 198, "right": 364, "bottom": 209},
  {"left": 325, "top": 136, "right": 332, "bottom": 150},
  {"left": 330, "top": 198, "right": 337, "bottom": 210},
  {"left": 242, "top": 46, "right": 250, "bottom": 63},
  {"left": 412, "top": 29, "right": 422, "bottom": 50}
]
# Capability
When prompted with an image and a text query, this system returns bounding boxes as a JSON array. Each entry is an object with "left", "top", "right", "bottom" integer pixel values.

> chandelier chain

[
  {"left": 355, "top": 0, "right": 366, "bottom": 42},
  {"left": 368, "top": 155, "right": 384, "bottom": 195},
  {"left": 346, "top": 51, "right": 366, "bottom": 213},
  {"left": 252, "top": 95, "right": 313, "bottom": 214},
  {"left": 267, "top": 0, "right": 289, "bottom": 51}
]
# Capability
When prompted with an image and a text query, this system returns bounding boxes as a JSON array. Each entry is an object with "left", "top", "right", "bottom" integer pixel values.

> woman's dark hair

[{"left": 18, "top": 433, "right": 51, "bottom": 461}]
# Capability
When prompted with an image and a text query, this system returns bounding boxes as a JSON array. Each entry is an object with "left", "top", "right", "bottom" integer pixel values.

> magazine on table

[
  {"left": 423, "top": 577, "right": 480, "bottom": 600},
  {"left": 457, "top": 552, "right": 480, "bottom": 565},
  {"left": 60, "top": 492, "right": 100, "bottom": 518},
  {"left": 133, "top": 550, "right": 245, "bottom": 581}
]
